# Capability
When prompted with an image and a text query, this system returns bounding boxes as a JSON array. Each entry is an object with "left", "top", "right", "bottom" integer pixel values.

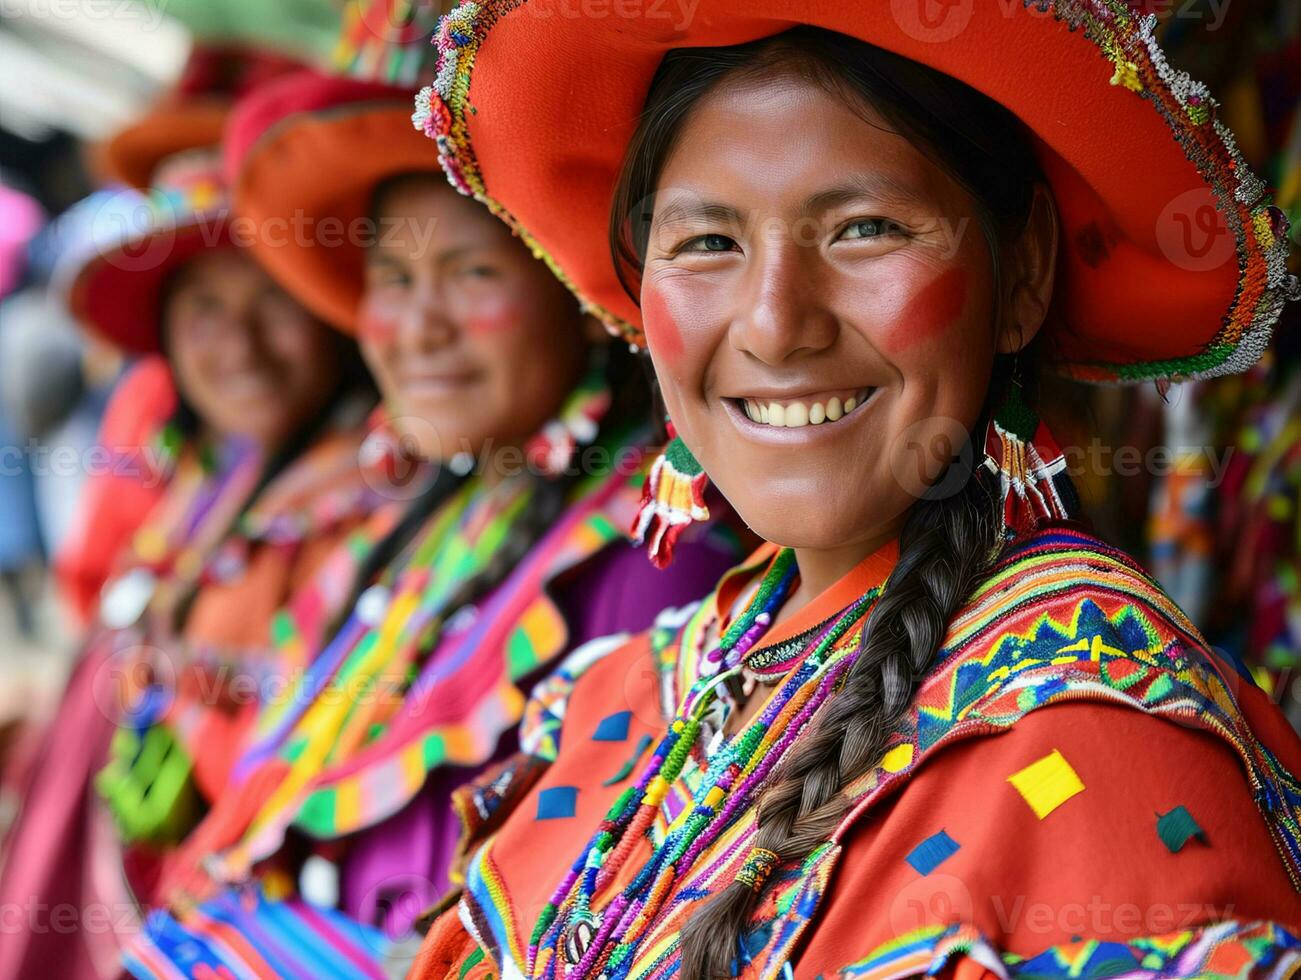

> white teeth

[{"left": 740, "top": 390, "right": 870, "bottom": 429}]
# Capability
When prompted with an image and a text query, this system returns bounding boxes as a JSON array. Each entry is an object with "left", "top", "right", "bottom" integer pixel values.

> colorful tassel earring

[
  {"left": 632, "top": 423, "right": 711, "bottom": 569},
  {"left": 981, "top": 380, "right": 1080, "bottom": 541}
]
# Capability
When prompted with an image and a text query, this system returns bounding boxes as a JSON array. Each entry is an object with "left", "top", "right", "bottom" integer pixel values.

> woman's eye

[
  {"left": 189, "top": 293, "right": 225, "bottom": 317},
  {"left": 459, "top": 264, "right": 498, "bottom": 279},
  {"left": 366, "top": 265, "right": 410, "bottom": 288},
  {"left": 838, "top": 218, "right": 904, "bottom": 241},
  {"left": 680, "top": 233, "right": 737, "bottom": 254}
]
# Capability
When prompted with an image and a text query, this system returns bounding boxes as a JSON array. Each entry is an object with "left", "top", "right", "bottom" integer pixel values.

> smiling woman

[
  {"left": 621, "top": 35, "right": 1047, "bottom": 587},
  {"left": 359, "top": 173, "right": 589, "bottom": 462},
  {"left": 161, "top": 249, "right": 345, "bottom": 451},
  {"left": 407, "top": 3, "right": 1301, "bottom": 979}
]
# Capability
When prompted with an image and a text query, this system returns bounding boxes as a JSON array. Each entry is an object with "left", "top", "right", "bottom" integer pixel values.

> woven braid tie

[{"left": 734, "top": 847, "right": 781, "bottom": 892}]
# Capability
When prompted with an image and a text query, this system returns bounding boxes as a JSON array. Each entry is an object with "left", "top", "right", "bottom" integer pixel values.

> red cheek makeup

[
  {"left": 640, "top": 283, "right": 686, "bottom": 364},
  {"left": 462, "top": 296, "right": 522, "bottom": 336},
  {"left": 886, "top": 266, "right": 969, "bottom": 354},
  {"left": 357, "top": 308, "right": 399, "bottom": 346}
]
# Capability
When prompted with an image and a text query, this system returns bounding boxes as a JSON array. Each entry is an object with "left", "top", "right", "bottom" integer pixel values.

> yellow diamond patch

[{"left": 1007, "top": 749, "right": 1084, "bottom": 819}]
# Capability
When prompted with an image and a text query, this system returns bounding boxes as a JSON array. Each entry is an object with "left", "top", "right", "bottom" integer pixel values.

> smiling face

[
  {"left": 641, "top": 69, "right": 1052, "bottom": 569},
  {"left": 163, "top": 248, "right": 341, "bottom": 450},
  {"left": 358, "top": 174, "right": 589, "bottom": 462}
]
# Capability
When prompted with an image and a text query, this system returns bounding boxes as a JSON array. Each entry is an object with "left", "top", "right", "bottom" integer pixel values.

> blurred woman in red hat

[{"left": 397, "top": 2, "right": 1301, "bottom": 977}]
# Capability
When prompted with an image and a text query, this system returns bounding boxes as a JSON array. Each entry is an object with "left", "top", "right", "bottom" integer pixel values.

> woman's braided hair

[{"left": 607, "top": 27, "right": 1049, "bottom": 976}]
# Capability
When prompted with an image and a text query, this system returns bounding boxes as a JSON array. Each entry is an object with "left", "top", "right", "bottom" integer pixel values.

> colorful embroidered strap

[
  {"left": 99, "top": 414, "right": 404, "bottom": 844},
  {"left": 112, "top": 435, "right": 263, "bottom": 615},
  {"left": 165, "top": 375, "right": 648, "bottom": 904}
]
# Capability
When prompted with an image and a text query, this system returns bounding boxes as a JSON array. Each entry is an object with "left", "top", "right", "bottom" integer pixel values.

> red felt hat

[
  {"left": 414, "top": 0, "right": 1297, "bottom": 383},
  {"left": 67, "top": 150, "right": 232, "bottom": 354},
  {"left": 225, "top": 70, "right": 436, "bottom": 332}
]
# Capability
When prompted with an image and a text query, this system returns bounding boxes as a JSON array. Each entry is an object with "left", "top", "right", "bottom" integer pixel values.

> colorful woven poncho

[{"left": 412, "top": 525, "right": 1301, "bottom": 979}]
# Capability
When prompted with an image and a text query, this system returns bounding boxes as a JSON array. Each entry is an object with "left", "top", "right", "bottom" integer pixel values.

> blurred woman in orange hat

[
  {"left": 395, "top": 2, "right": 1301, "bottom": 978},
  {"left": 114, "top": 7, "right": 747, "bottom": 975}
]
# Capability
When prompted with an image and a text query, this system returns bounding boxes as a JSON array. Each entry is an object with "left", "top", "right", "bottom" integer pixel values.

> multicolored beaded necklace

[
  {"left": 96, "top": 436, "right": 264, "bottom": 658},
  {"left": 527, "top": 550, "right": 886, "bottom": 979}
]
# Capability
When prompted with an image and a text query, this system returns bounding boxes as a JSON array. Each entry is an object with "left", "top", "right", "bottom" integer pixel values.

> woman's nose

[
  {"left": 397, "top": 280, "right": 457, "bottom": 351},
  {"left": 219, "top": 314, "right": 262, "bottom": 366},
  {"left": 729, "top": 233, "right": 838, "bottom": 364}
]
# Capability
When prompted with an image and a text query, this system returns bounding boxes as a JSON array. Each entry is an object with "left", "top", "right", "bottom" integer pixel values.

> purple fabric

[{"left": 337, "top": 522, "right": 741, "bottom": 938}]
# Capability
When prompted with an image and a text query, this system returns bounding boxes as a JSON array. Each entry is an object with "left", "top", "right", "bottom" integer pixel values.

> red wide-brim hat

[
  {"left": 226, "top": 70, "right": 438, "bottom": 332},
  {"left": 414, "top": 0, "right": 1297, "bottom": 383},
  {"left": 73, "top": 48, "right": 304, "bottom": 352},
  {"left": 69, "top": 220, "right": 232, "bottom": 355},
  {"left": 66, "top": 149, "right": 233, "bottom": 355}
]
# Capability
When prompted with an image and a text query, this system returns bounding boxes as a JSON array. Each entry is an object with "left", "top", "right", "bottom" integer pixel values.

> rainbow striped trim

[{"left": 123, "top": 889, "right": 388, "bottom": 980}]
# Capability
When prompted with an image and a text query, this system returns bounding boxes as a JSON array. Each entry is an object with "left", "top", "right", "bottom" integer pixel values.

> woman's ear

[{"left": 996, "top": 183, "right": 1059, "bottom": 354}]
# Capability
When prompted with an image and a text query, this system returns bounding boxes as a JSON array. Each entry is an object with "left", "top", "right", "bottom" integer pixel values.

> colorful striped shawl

[
  {"left": 741, "top": 527, "right": 1301, "bottom": 979},
  {"left": 123, "top": 888, "right": 388, "bottom": 980},
  {"left": 195, "top": 452, "right": 649, "bottom": 893},
  {"left": 835, "top": 918, "right": 1300, "bottom": 979}
]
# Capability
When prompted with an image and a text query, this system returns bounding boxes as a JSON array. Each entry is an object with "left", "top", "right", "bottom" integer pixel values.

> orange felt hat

[
  {"left": 414, "top": 0, "right": 1298, "bottom": 383},
  {"left": 225, "top": 70, "right": 436, "bottom": 332},
  {"left": 97, "top": 47, "right": 302, "bottom": 191}
]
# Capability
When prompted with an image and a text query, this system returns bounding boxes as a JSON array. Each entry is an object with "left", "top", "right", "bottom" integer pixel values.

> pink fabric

[
  {"left": 0, "top": 186, "right": 42, "bottom": 299},
  {"left": 0, "top": 637, "right": 125, "bottom": 980}
]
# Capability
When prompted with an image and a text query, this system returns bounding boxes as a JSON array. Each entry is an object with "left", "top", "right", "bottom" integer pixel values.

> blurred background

[
  {"left": 0, "top": 0, "right": 1297, "bottom": 803},
  {"left": 0, "top": 0, "right": 353, "bottom": 819}
]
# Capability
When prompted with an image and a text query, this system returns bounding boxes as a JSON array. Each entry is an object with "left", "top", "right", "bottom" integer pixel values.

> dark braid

[{"left": 680, "top": 457, "right": 1000, "bottom": 977}]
